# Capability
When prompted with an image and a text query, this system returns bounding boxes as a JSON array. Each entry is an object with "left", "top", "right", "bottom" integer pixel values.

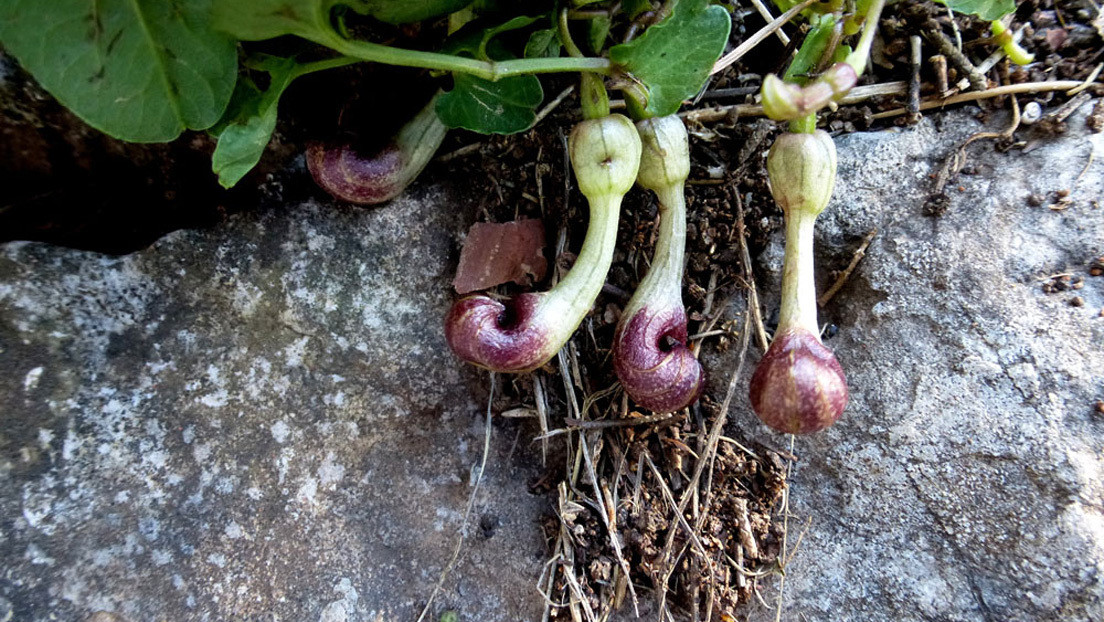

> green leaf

[
  {"left": 524, "top": 28, "right": 562, "bottom": 58},
  {"left": 784, "top": 13, "right": 838, "bottom": 84},
  {"left": 212, "top": 0, "right": 340, "bottom": 40},
  {"left": 436, "top": 41, "right": 542, "bottom": 134},
  {"left": 0, "top": 0, "right": 237, "bottom": 143},
  {"left": 436, "top": 72, "right": 543, "bottom": 134},
  {"left": 934, "top": 0, "right": 1015, "bottom": 21},
  {"left": 587, "top": 15, "right": 611, "bottom": 54},
  {"left": 210, "top": 56, "right": 299, "bottom": 188},
  {"left": 609, "top": 0, "right": 731, "bottom": 117},
  {"left": 443, "top": 15, "right": 541, "bottom": 60},
  {"left": 360, "top": 0, "right": 474, "bottom": 24},
  {"left": 623, "top": 0, "right": 654, "bottom": 20},
  {"left": 477, "top": 15, "right": 539, "bottom": 59}
]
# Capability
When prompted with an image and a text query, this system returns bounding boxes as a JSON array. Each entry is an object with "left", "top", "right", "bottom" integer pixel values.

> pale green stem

[
  {"left": 290, "top": 55, "right": 361, "bottom": 78},
  {"left": 622, "top": 184, "right": 686, "bottom": 320},
  {"left": 844, "top": 0, "right": 886, "bottom": 76},
  {"left": 788, "top": 113, "right": 817, "bottom": 134},
  {"left": 560, "top": 6, "right": 609, "bottom": 119},
  {"left": 315, "top": 31, "right": 611, "bottom": 81},
  {"left": 539, "top": 194, "right": 621, "bottom": 336},
  {"left": 778, "top": 211, "right": 820, "bottom": 337}
]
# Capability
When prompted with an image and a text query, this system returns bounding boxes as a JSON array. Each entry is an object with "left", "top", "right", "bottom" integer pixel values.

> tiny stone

[
  {"left": 1026, "top": 193, "right": 1045, "bottom": 207},
  {"left": 1070, "top": 296, "right": 1085, "bottom": 307},
  {"left": 1020, "top": 102, "right": 1043, "bottom": 125},
  {"left": 1096, "top": 401, "right": 1104, "bottom": 415}
]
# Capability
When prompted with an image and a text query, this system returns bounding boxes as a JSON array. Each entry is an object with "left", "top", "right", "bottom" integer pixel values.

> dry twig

[
  {"left": 736, "top": 194, "right": 771, "bottom": 353},
  {"left": 817, "top": 229, "right": 877, "bottom": 307},
  {"left": 712, "top": 0, "right": 819, "bottom": 75}
]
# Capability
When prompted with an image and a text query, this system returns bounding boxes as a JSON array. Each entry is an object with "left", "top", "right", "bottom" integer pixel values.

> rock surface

[
  {"left": 2, "top": 104, "right": 1103, "bottom": 622},
  {"left": 0, "top": 189, "right": 546, "bottom": 621},
  {"left": 734, "top": 104, "right": 1104, "bottom": 622}
]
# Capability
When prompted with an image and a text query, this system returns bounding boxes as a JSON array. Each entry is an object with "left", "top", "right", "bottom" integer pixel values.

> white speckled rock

[
  {"left": 728, "top": 104, "right": 1104, "bottom": 622},
  {"left": 0, "top": 191, "right": 545, "bottom": 621}
]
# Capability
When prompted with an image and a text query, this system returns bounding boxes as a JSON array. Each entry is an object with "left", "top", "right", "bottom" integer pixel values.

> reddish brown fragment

[
  {"left": 1045, "top": 28, "right": 1068, "bottom": 52},
  {"left": 453, "top": 219, "right": 548, "bottom": 294}
]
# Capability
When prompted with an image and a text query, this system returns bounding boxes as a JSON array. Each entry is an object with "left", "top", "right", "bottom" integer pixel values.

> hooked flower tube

[
  {"left": 612, "top": 115, "right": 704, "bottom": 412},
  {"left": 445, "top": 114, "right": 642, "bottom": 372},
  {"left": 308, "top": 91, "right": 448, "bottom": 205}
]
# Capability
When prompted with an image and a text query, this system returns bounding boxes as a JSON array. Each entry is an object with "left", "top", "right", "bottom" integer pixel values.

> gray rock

[
  {"left": 0, "top": 190, "right": 546, "bottom": 621},
  {"left": 734, "top": 104, "right": 1104, "bottom": 621}
]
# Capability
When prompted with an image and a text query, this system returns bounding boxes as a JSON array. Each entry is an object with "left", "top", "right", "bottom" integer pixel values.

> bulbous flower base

[
  {"left": 306, "top": 142, "right": 406, "bottom": 205},
  {"left": 748, "top": 329, "right": 847, "bottom": 434},
  {"left": 613, "top": 305, "right": 704, "bottom": 413},
  {"left": 444, "top": 294, "right": 554, "bottom": 373}
]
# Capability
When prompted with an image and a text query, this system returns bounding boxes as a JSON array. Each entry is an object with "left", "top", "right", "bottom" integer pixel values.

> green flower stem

[
  {"left": 580, "top": 73, "right": 611, "bottom": 119},
  {"left": 779, "top": 210, "right": 819, "bottom": 336},
  {"left": 559, "top": 7, "right": 609, "bottom": 120},
  {"left": 542, "top": 193, "right": 622, "bottom": 323},
  {"left": 619, "top": 178, "right": 688, "bottom": 324},
  {"left": 844, "top": 0, "right": 885, "bottom": 76},
  {"left": 642, "top": 185, "right": 687, "bottom": 296},
  {"left": 991, "top": 21, "right": 1035, "bottom": 66},
  {"left": 622, "top": 83, "right": 650, "bottom": 121},
  {"left": 788, "top": 113, "right": 817, "bottom": 134},
  {"left": 290, "top": 55, "right": 361, "bottom": 78},
  {"left": 559, "top": 7, "right": 586, "bottom": 58},
  {"left": 316, "top": 32, "right": 611, "bottom": 81},
  {"left": 626, "top": 116, "right": 690, "bottom": 318}
]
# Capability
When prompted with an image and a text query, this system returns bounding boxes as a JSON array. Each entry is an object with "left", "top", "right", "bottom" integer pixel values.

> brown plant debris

[{"left": 453, "top": 219, "right": 549, "bottom": 294}]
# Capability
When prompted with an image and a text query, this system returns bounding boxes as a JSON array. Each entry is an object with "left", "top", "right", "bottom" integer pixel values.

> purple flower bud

[
  {"left": 612, "top": 115, "right": 703, "bottom": 412},
  {"left": 444, "top": 294, "right": 555, "bottom": 373},
  {"left": 307, "top": 141, "right": 407, "bottom": 205},
  {"left": 761, "top": 64, "right": 858, "bottom": 122},
  {"left": 307, "top": 92, "right": 447, "bottom": 205},
  {"left": 820, "top": 63, "right": 858, "bottom": 96},
  {"left": 748, "top": 328, "right": 848, "bottom": 435},
  {"left": 444, "top": 114, "right": 642, "bottom": 374},
  {"left": 750, "top": 129, "right": 847, "bottom": 434},
  {"left": 613, "top": 304, "right": 704, "bottom": 413}
]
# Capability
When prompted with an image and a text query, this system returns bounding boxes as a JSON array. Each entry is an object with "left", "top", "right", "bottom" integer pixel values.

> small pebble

[
  {"left": 1026, "top": 193, "right": 1045, "bottom": 207},
  {"left": 1070, "top": 296, "right": 1085, "bottom": 307},
  {"left": 1095, "top": 401, "right": 1104, "bottom": 415},
  {"left": 1020, "top": 101, "right": 1043, "bottom": 125}
]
